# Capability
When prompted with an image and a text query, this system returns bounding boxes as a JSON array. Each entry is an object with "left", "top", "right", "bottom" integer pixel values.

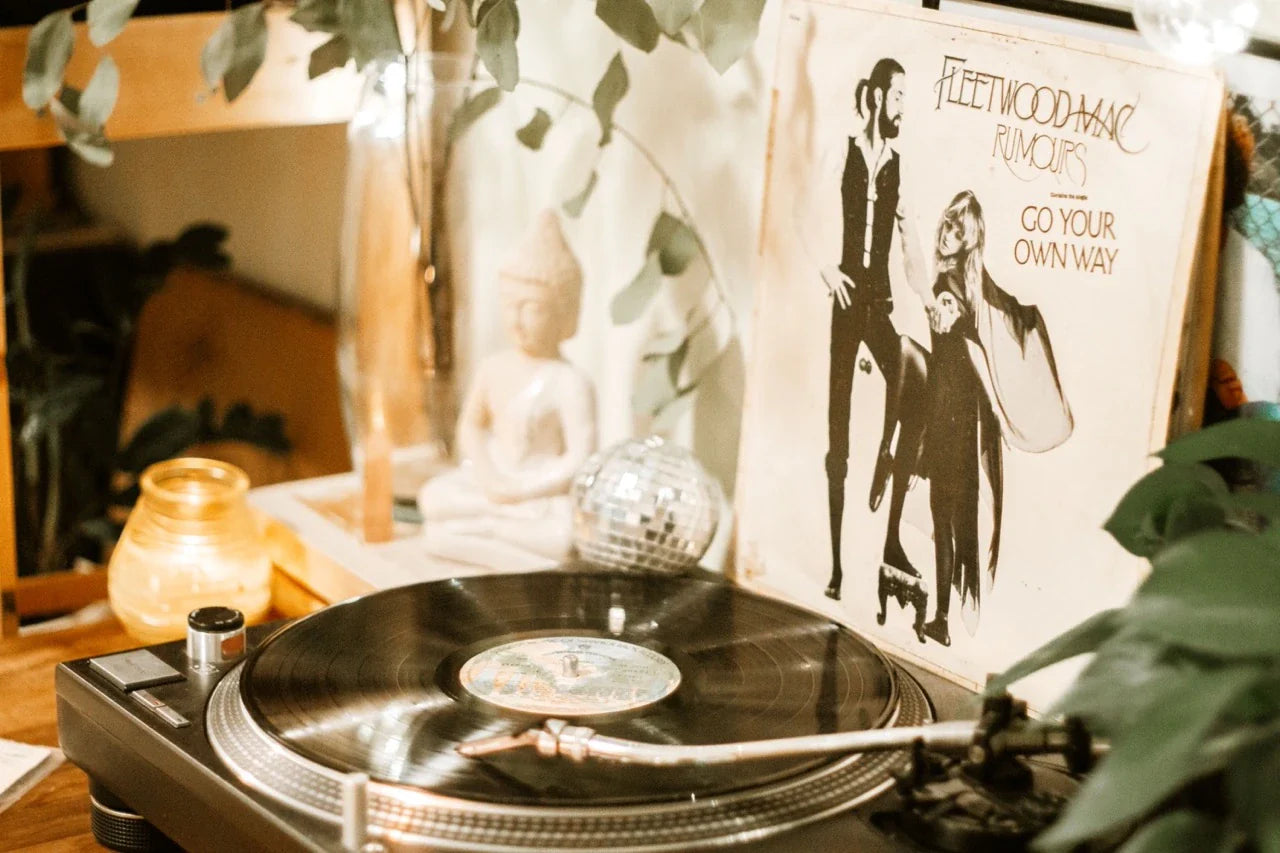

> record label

[{"left": 458, "top": 636, "right": 681, "bottom": 716}]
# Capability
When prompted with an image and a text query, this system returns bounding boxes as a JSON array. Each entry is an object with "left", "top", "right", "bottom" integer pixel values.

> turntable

[{"left": 56, "top": 567, "right": 1086, "bottom": 852}]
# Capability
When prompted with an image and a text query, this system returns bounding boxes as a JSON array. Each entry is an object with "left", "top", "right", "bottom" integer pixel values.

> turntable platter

[{"left": 238, "top": 571, "right": 897, "bottom": 804}]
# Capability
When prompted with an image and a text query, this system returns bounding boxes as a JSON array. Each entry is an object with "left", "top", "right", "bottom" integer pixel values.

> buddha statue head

[{"left": 497, "top": 210, "right": 584, "bottom": 357}]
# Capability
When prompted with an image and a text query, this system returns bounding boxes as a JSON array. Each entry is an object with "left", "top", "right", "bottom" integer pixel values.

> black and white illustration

[{"left": 739, "top": 0, "right": 1222, "bottom": 704}]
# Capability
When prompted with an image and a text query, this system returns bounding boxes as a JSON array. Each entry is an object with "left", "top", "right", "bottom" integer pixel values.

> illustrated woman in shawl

[{"left": 919, "top": 191, "right": 1073, "bottom": 647}]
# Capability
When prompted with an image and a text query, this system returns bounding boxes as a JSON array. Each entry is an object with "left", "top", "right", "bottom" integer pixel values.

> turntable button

[{"left": 130, "top": 689, "right": 191, "bottom": 728}]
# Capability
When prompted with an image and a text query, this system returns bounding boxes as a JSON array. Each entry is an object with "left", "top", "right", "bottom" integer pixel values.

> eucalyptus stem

[
  {"left": 517, "top": 76, "right": 741, "bottom": 340},
  {"left": 40, "top": 430, "right": 63, "bottom": 573}
]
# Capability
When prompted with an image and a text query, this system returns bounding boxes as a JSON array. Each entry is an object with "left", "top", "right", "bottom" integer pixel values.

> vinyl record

[{"left": 240, "top": 569, "right": 898, "bottom": 805}]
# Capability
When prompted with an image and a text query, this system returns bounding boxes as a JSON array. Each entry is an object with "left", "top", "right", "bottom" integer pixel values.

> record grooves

[{"left": 204, "top": 570, "right": 934, "bottom": 850}]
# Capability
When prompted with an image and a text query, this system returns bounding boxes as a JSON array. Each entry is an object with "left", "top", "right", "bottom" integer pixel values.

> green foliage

[
  {"left": 988, "top": 418, "right": 1280, "bottom": 852},
  {"left": 446, "top": 86, "right": 502, "bottom": 144},
  {"left": 611, "top": 252, "right": 661, "bottom": 324},
  {"left": 591, "top": 52, "right": 628, "bottom": 146},
  {"left": 691, "top": 0, "right": 767, "bottom": 74},
  {"left": 562, "top": 170, "right": 597, "bottom": 218},
  {"left": 201, "top": 3, "right": 269, "bottom": 102},
  {"left": 23, "top": 10, "right": 73, "bottom": 110},
  {"left": 308, "top": 35, "right": 352, "bottom": 80},
  {"left": 651, "top": 0, "right": 698, "bottom": 37},
  {"left": 646, "top": 211, "right": 698, "bottom": 275},
  {"left": 515, "top": 107, "right": 551, "bottom": 150},
  {"left": 476, "top": 0, "right": 520, "bottom": 91},
  {"left": 87, "top": 0, "right": 140, "bottom": 47},
  {"left": 595, "top": 0, "right": 661, "bottom": 53}
]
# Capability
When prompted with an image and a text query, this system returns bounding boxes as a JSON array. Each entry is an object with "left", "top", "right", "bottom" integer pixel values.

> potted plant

[{"left": 988, "top": 417, "right": 1280, "bottom": 852}]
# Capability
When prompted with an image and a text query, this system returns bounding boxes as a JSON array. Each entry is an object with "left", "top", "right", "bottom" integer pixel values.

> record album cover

[{"left": 735, "top": 0, "right": 1225, "bottom": 706}]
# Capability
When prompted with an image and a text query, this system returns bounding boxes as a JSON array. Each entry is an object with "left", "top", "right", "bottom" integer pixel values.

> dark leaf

[
  {"left": 667, "top": 336, "right": 689, "bottom": 387},
  {"left": 1229, "top": 734, "right": 1280, "bottom": 853},
  {"left": 515, "top": 108, "right": 551, "bottom": 150},
  {"left": 1110, "top": 810, "right": 1227, "bottom": 853},
  {"left": 1160, "top": 418, "right": 1280, "bottom": 468},
  {"left": 1142, "top": 530, "right": 1280, "bottom": 611},
  {"left": 290, "top": 0, "right": 340, "bottom": 33},
  {"left": 117, "top": 406, "right": 202, "bottom": 474},
  {"left": 592, "top": 52, "right": 628, "bottom": 146},
  {"left": 647, "top": 211, "right": 699, "bottom": 275},
  {"left": 79, "top": 55, "right": 120, "bottom": 130},
  {"left": 87, "top": 0, "right": 140, "bottom": 46},
  {"left": 23, "top": 10, "right": 74, "bottom": 110},
  {"left": 651, "top": 0, "right": 698, "bottom": 36},
  {"left": 340, "top": 0, "right": 403, "bottom": 69},
  {"left": 611, "top": 252, "right": 662, "bottom": 323},
  {"left": 202, "top": 3, "right": 269, "bottom": 102},
  {"left": 446, "top": 86, "right": 502, "bottom": 145},
  {"left": 1035, "top": 666, "right": 1261, "bottom": 850},
  {"left": 633, "top": 350, "right": 679, "bottom": 416},
  {"left": 308, "top": 34, "right": 351, "bottom": 79},
  {"left": 985, "top": 609, "right": 1124, "bottom": 696},
  {"left": 172, "top": 223, "right": 231, "bottom": 269},
  {"left": 562, "top": 170, "right": 598, "bottom": 218},
  {"left": 38, "top": 375, "right": 105, "bottom": 428},
  {"left": 1104, "top": 461, "right": 1229, "bottom": 556},
  {"left": 1051, "top": 633, "right": 1173, "bottom": 735},
  {"left": 79, "top": 516, "right": 124, "bottom": 545},
  {"left": 595, "top": 0, "right": 661, "bottom": 52},
  {"left": 476, "top": 0, "right": 519, "bottom": 91},
  {"left": 690, "top": 0, "right": 765, "bottom": 73}
]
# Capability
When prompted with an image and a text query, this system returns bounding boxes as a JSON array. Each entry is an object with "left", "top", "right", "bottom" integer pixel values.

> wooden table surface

[{"left": 0, "top": 618, "right": 138, "bottom": 852}]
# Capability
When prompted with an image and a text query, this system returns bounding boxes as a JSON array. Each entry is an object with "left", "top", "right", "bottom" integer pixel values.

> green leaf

[
  {"left": 50, "top": 90, "right": 114, "bottom": 167},
  {"left": 476, "top": 0, "right": 519, "bottom": 91},
  {"left": 201, "top": 3, "right": 268, "bottom": 102},
  {"left": 117, "top": 406, "right": 202, "bottom": 474},
  {"left": 611, "top": 252, "right": 662, "bottom": 323},
  {"left": 87, "top": 0, "right": 140, "bottom": 46},
  {"left": 341, "top": 0, "right": 403, "bottom": 69},
  {"left": 1229, "top": 734, "right": 1280, "bottom": 853},
  {"left": 290, "top": 0, "right": 340, "bottom": 33},
  {"left": 1111, "top": 810, "right": 1227, "bottom": 853},
  {"left": 1104, "top": 461, "right": 1230, "bottom": 556},
  {"left": 308, "top": 35, "right": 351, "bottom": 79},
  {"left": 1160, "top": 418, "right": 1280, "bottom": 468},
  {"left": 79, "top": 55, "right": 120, "bottom": 130},
  {"left": 985, "top": 608, "right": 1124, "bottom": 696},
  {"left": 666, "top": 336, "right": 689, "bottom": 386},
  {"left": 1051, "top": 633, "right": 1172, "bottom": 735},
  {"left": 595, "top": 0, "right": 661, "bottom": 52},
  {"left": 651, "top": 0, "right": 698, "bottom": 36},
  {"left": 36, "top": 375, "right": 105, "bottom": 429},
  {"left": 634, "top": 349, "right": 679, "bottom": 416},
  {"left": 1035, "top": 666, "right": 1261, "bottom": 850},
  {"left": 691, "top": 0, "right": 765, "bottom": 73},
  {"left": 647, "top": 211, "right": 699, "bottom": 275},
  {"left": 515, "top": 108, "right": 551, "bottom": 150},
  {"left": 1125, "top": 596, "right": 1280, "bottom": 659},
  {"left": 592, "top": 52, "right": 628, "bottom": 146},
  {"left": 562, "top": 170, "right": 598, "bottom": 218},
  {"left": 23, "top": 10, "right": 74, "bottom": 110},
  {"left": 1143, "top": 530, "right": 1280, "bottom": 611},
  {"left": 446, "top": 86, "right": 502, "bottom": 145}
]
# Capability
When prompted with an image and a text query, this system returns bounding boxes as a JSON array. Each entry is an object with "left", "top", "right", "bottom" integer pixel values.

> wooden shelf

[{"left": 0, "top": 9, "right": 360, "bottom": 153}]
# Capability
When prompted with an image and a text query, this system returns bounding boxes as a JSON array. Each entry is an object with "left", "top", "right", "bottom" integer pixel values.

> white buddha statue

[{"left": 417, "top": 211, "right": 597, "bottom": 570}]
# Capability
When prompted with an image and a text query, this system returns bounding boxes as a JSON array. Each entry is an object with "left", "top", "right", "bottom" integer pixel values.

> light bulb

[{"left": 1134, "top": 0, "right": 1260, "bottom": 65}]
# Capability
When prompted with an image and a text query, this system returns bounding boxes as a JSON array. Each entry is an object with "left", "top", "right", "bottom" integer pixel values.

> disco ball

[
  {"left": 1134, "top": 0, "right": 1259, "bottom": 65},
  {"left": 571, "top": 436, "right": 721, "bottom": 573}
]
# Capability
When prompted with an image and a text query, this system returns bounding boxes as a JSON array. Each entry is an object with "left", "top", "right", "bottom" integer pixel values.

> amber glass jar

[{"left": 107, "top": 458, "right": 270, "bottom": 643}]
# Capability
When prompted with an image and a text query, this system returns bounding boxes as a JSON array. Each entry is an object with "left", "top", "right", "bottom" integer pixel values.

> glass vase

[
  {"left": 107, "top": 458, "right": 270, "bottom": 643},
  {"left": 338, "top": 53, "right": 474, "bottom": 501}
]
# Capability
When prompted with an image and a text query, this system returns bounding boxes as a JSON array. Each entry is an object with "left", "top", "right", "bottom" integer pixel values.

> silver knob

[{"left": 186, "top": 607, "right": 246, "bottom": 668}]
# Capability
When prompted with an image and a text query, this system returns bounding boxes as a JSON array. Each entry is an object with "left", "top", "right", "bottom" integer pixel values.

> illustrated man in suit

[{"left": 823, "top": 57, "right": 931, "bottom": 601}]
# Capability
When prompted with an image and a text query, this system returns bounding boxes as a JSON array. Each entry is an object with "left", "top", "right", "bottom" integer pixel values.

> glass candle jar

[{"left": 108, "top": 458, "right": 270, "bottom": 643}]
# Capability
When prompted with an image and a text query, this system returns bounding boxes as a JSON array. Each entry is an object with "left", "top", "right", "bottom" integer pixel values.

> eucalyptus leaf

[
  {"left": 515, "top": 108, "right": 552, "bottom": 150},
  {"left": 1035, "top": 666, "right": 1261, "bottom": 850},
  {"left": 341, "top": 0, "right": 403, "bottom": 69},
  {"left": 1228, "top": 734, "right": 1280, "bottom": 853},
  {"left": 50, "top": 93, "right": 115, "bottom": 167},
  {"left": 1143, "top": 530, "right": 1280, "bottom": 611},
  {"left": 79, "top": 56, "right": 120, "bottom": 130},
  {"left": 67, "top": 133, "right": 115, "bottom": 167},
  {"left": 308, "top": 35, "right": 351, "bottom": 79},
  {"left": 985, "top": 608, "right": 1123, "bottom": 696},
  {"left": 592, "top": 52, "right": 628, "bottom": 146},
  {"left": 690, "top": 0, "right": 765, "bottom": 73},
  {"left": 290, "top": 0, "right": 340, "bottom": 33},
  {"left": 634, "top": 350, "right": 679, "bottom": 416},
  {"left": 476, "top": 0, "right": 519, "bottom": 91},
  {"left": 647, "top": 211, "right": 699, "bottom": 275},
  {"left": 595, "top": 0, "right": 661, "bottom": 52},
  {"left": 667, "top": 336, "right": 689, "bottom": 386},
  {"left": 117, "top": 407, "right": 202, "bottom": 474},
  {"left": 1103, "top": 461, "right": 1229, "bottom": 556},
  {"left": 23, "top": 10, "right": 74, "bottom": 110},
  {"left": 201, "top": 3, "right": 268, "bottom": 102},
  {"left": 87, "top": 0, "right": 141, "bottom": 46},
  {"left": 611, "top": 252, "right": 662, "bottom": 324},
  {"left": 1111, "top": 810, "right": 1227, "bottom": 853},
  {"left": 1160, "top": 418, "right": 1280, "bottom": 468},
  {"left": 446, "top": 87, "right": 502, "bottom": 145},
  {"left": 651, "top": 0, "right": 698, "bottom": 36},
  {"left": 562, "top": 170, "right": 598, "bottom": 218}
]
